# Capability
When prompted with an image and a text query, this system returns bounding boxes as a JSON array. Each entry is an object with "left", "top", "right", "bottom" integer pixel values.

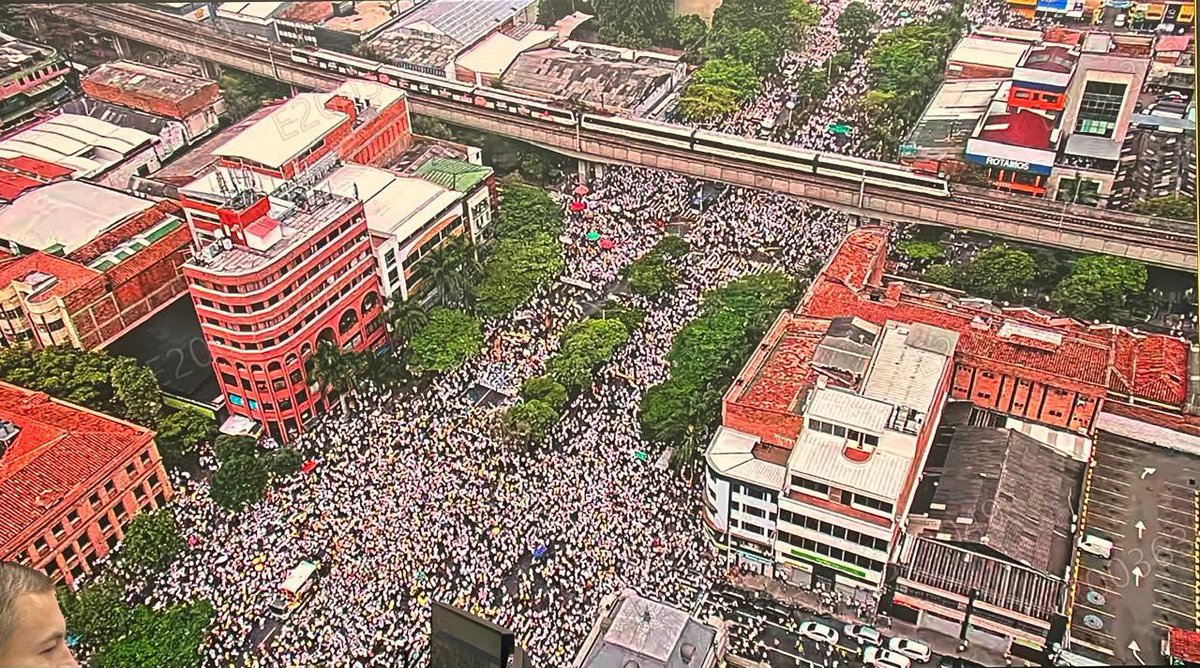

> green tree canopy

[
  {"left": 494, "top": 184, "right": 564, "bottom": 239},
  {"left": 213, "top": 434, "right": 257, "bottom": 463},
  {"left": 1053, "top": 255, "right": 1148, "bottom": 321},
  {"left": 625, "top": 252, "right": 677, "bottom": 297},
  {"left": 922, "top": 263, "right": 961, "bottom": 287},
  {"left": 1132, "top": 194, "right": 1196, "bottom": 222},
  {"left": 119, "top": 508, "right": 184, "bottom": 576},
  {"left": 155, "top": 408, "right": 217, "bottom": 469},
  {"left": 474, "top": 234, "right": 564, "bottom": 316},
  {"left": 706, "top": 27, "right": 778, "bottom": 77},
  {"left": 408, "top": 308, "right": 484, "bottom": 373},
  {"left": 837, "top": 1, "right": 878, "bottom": 52},
  {"left": 59, "top": 579, "right": 132, "bottom": 648},
  {"left": 690, "top": 58, "right": 762, "bottom": 102},
  {"left": 209, "top": 455, "right": 269, "bottom": 511},
  {"left": 640, "top": 378, "right": 704, "bottom": 445},
  {"left": 217, "top": 69, "right": 290, "bottom": 121},
  {"left": 594, "top": 0, "right": 674, "bottom": 47},
  {"left": 673, "top": 14, "right": 709, "bottom": 57},
  {"left": 94, "top": 599, "right": 214, "bottom": 668},
  {"left": 504, "top": 399, "right": 560, "bottom": 444},
  {"left": 677, "top": 82, "right": 741, "bottom": 122},
  {"left": 521, "top": 375, "right": 568, "bottom": 411},
  {"left": 794, "top": 67, "right": 830, "bottom": 105},
  {"left": 960, "top": 245, "right": 1036, "bottom": 299},
  {"left": 111, "top": 358, "right": 163, "bottom": 428},
  {"left": 896, "top": 239, "right": 945, "bottom": 264},
  {"left": 599, "top": 301, "right": 646, "bottom": 333}
]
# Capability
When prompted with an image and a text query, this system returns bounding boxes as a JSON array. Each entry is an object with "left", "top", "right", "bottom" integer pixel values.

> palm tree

[
  {"left": 306, "top": 339, "right": 352, "bottom": 414},
  {"left": 669, "top": 424, "right": 700, "bottom": 483},
  {"left": 385, "top": 300, "right": 429, "bottom": 348},
  {"left": 417, "top": 243, "right": 472, "bottom": 307}
]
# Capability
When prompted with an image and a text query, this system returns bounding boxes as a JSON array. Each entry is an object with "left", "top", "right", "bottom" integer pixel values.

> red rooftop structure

[
  {"left": 791, "top": 228, "right": 1191, "bottom": 431},
  {"left": 0, "top": 381, "right": 172, "bottom": 588}
]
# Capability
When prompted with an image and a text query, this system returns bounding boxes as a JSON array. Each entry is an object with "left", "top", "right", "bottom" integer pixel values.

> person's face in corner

[{"left": 0, "top": 591, "right": 78, "bottom": 668}]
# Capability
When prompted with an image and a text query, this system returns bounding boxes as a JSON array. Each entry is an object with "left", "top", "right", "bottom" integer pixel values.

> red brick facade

[
  {"left": 0, "top": 201, "right": 193, "bottom": 350},
  {"left": 0, "top": 382, "right": 173, "bottom": 589}
]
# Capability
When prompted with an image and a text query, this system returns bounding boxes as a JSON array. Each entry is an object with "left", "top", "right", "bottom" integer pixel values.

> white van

[
  {"left": 1078, "top": 534, "right": 1114, "bottom": 559},
  {"left": 268, "top": 560, "right": 319, "bottom": 619}
]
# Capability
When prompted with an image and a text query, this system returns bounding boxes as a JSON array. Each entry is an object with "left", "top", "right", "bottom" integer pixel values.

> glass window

[{"left": 229, "top": 394, "right": 244, "bottom": 407}]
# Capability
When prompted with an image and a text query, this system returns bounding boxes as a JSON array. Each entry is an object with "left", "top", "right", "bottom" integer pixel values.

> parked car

[
  {"left": 1079, "top": 534, "right": 1114, "bottom": 559},
  {"left": 865, "top": 646, "right": 914, "bottom": 668},
  {"left": 844, "top": 623, "right": 884, "bottom": 646},
  {"left": 888, "top": 636, "right": 933, "bottom": 663},
  {"left": 799, "top": 621, "right": 840, "bottom": 646}
]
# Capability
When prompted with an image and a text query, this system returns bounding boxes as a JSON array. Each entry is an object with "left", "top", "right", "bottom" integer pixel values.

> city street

[
  {"left": 699, "top": 584, "right": 948, "bottom": 668},
  {"left": 1069, "top": 433, "right": 1200, "bottom": 664}
]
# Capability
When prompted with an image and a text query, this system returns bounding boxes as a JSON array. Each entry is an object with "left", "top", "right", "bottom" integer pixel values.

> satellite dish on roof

[{"left": 221, "top": 237, "right": 233, "bottom": 250}]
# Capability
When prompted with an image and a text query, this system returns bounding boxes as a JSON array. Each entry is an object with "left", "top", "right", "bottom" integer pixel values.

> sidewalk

[{"left": 732, "top": 573, "right": 1022, "bottom": 667}]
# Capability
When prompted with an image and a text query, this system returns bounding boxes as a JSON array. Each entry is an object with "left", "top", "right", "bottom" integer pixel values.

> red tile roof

[
  {"left": 0, "top": 382, "right": 153, "bottom": 550},
  {"left": 1169, "top": 627, "right": 1200, "bottom": 663},
  {"left": 69, "top": 200, "right": 183, "bottom": 265},
  {"left": 976, "top": 110, "right": 1055, "bottom": 150},
  {"left": 0, "top": 252, "right": 105, "bottom": 305},
  {"left": 0, "top": 156, "right": 73, "bottom": 180},
  {"left": 801, "top": 227, "right": 1192, "bottom": 412},
  {"left": 0, "top": 173, "right": 44, "bottom": 203},
  {"left": 734, "top": 314, "right": 828, "bottom": 415}
]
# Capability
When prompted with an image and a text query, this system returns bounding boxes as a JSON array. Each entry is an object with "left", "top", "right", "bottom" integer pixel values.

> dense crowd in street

[
  {"left": 719, "top": 0, "right": 1035, "bottom": 157},
  {"left": 136, "top": 162, "right": 855, "bottom": 666}
]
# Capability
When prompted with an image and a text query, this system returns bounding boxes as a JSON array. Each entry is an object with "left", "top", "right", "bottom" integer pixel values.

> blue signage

[
  {"left": 965, "top": 152, "right": 1054, "bottom": 176},
  {"left": 1037, "top": 0, "right": 1069, "bottom": 10}
]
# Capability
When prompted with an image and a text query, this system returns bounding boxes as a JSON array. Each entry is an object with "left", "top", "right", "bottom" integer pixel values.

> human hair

[{"left": 0, "top": 562, "right": 55, "bottom": 647}]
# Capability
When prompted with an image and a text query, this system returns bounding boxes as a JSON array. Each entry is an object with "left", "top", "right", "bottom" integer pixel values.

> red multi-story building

[
  {"left": 179, "top": 80, "right": 411, "bottom": 441},
  {"left": 0, "top": 381, "right": 172, "bottom": 588}
]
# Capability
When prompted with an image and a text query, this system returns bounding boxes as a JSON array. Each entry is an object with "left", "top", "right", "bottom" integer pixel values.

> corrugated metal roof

[
  {"left": 862, "top": 324, "right": 953, "bottom": 414},
  {"left": 806, "top": 386, "right": 892, "bottom": 434},
  {"left": 790, "top": 429, "right": 910, "bottom": 499},
  {"left": 704, "top": 426, "right": 787, "bottom": 490}
]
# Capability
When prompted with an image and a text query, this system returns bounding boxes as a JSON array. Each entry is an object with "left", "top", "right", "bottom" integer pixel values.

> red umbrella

[
  {"left": 599, "top": 238, "right": 615, "bottom": 250},
  {"left": 573, "top": 184, "right": 590, "bottom": 196},
  {"left": 569, "top": 201, "right": 587, "bottom": 212}
]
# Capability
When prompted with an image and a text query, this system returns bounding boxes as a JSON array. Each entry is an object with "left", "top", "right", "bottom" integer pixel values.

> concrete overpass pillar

[
  {"left": 199, "top": 59, "right": 222, "bottom": 79},
  {"left": 577, "top": 160, "right": 606, "bottom": 184}
]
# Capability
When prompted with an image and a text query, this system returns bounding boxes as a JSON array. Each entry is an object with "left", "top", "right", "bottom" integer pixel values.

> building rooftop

[
  {"left": 413, "top": 157, "right": 491, "bottom": 192},
  {"left": 82, "top": 60, "right": 214, "bottom": 104},
  {"left": 1168, "top": 628, "right": 1200, "bottom": 664},
  {"left": 790, "top": 428, "right": 911, "bottom": 500},
  {"left": 213, "top": 80, "right": 403, "bottom": 169},
  {"left": 576, "top": 589, "right": 721, "bottom": 668},
  {"left": 502, "top": 47, "right": 677, "bottom": 113},
  {"left": 898, "top": 536, "right": 1065, "bottom": 622},
  {"left": 906, "top": 79, "right": 1006, "bottom": 154},
  {"left": 217, "top": 1, "right": 286, "bottom": 20},
  {"left": 704, "top": 426, "right": 788, "bottom": 490},
  {"left": 807, "top": 386, "right": 893, "bottom": 434},
  {"left": 727, "top": 312, "right": 828, "bottom": 420},
  {"left": 150, "top": 104, "right": 277, "bottom": 186},
  {"left": 188, "top": 190, "right": 360, "bottom": 276},
  {"left": 278, "top": 0, "right": 414, "bottom": 33},
  {"left": 0, "top": 114, "right": 156, "bottom": 179},
  {"left": 947, "top": 36, "right": 1030, "bottom": 71},
  {"left": 60, "top": 97, "right": 177, "bottom": 141},
  {"left": 319, "top": 163, "right": 462, "bottom": 241},
  {"left": 0, "top": 181, "right": 155, "bottom": 254},
  {"left": 455, "top": 28, "right": 557, "bottom": 77},
  {"left": 393, "top": 0, "right": 535, "bottom": 47},
  {"left": 0, "top": 251, "right": 103, "bottom": 305},
  {"left": 0, "top": 32, "right": 56, "bottom": 80},
  {"left": 0, "top": 381, "right": 153, "bottom": 549},
  {"left": 1020, "top": 44, "right": 1077, "bottom": 73},
  {"left": 861, "top": 323, "right": 957, "bottom": 416},
  {"left": 975, "top": 109, "right": 1056, "bottom": 149},
  {"left": 803, "top": 227, "right": 1192, "bottom": 414},
  {"left": 931, "top": 425, "right": 1084, "bottom": 572}
]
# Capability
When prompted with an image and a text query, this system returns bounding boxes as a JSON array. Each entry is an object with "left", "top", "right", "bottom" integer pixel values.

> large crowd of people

[
  {"left": 123, "top": 1, "right": 1063, "bottom": 665},
  {"left": 139, "top": 162, "right": 854, "bottom": 666}
]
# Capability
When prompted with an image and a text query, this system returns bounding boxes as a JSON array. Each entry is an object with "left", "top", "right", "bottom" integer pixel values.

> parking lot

[{"left": 1069, "top": 433, "right": 1199, "bottom": 664}]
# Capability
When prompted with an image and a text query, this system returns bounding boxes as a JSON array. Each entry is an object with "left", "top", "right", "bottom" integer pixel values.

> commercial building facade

[
  {"left": 0, "top": 381, "right": 173, "bottom": 589},
  {"left": 80, "top": 60, "right": 224, "bottom": 142},
  {"left": 179, "top": 80, "right": 412, "bottom": 441}
]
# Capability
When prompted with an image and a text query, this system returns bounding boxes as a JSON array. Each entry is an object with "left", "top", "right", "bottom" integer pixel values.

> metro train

[{"left": 289, "top": 47, "right": 952, "bottom": 199}]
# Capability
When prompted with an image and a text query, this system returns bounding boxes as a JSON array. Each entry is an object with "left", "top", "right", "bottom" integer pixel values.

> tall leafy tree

[
  {"left": 408, "top": 308, "right": 484, "bottom": 373},
  {"left": 111, "top": 358, "right": 163, "bottom": 428},
  {"left": 595, "top": 0, "right": 674, "bottom": 47},
  {"left": 59, "top": 579, "right": 132, "bottom": 648},
  {"left": 504, "top": 399, "right": 559, "bottom": 444},
  {"left": 1132, "top": 194, "right": 1196, "bottom": 222},
  {"left": 119, "top": 508, "right": 184, "bottom": 576},
  {"left": 385, "top": 300, "right": 430, "bottom": 347},
  {"left": 1053, "top": 256, "right": 1148, "bottom": 321},
  {"left": 678, "top": 83, "right": 741, "bottom": 122},
  {"left": 689, "top": 59, "right": 761, "bottom": 102},
  {"left": 960, "top": 245, "right": 1036, "bottom": 300},
  {"left": 837, "top": 1, "right": 878, "bottom": 52},
  {"left": 155, "top": 408, "right": 217, "bottom": 469},
  {"left": 305, "top": 339, "right": 356, "bottom": 413},
  {"left": 209, "top": 455, "right": 269, "bottom": 511},
  {"left": 94, "top": 600, "right": 214, "bottom": 668}
]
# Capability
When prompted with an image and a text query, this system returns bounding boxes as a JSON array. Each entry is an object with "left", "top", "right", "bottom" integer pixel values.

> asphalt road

[
  {"left": 699, "top": 584, "right": 947, "bottom": 667},
  {"left": 1070, "top": 432, "right": 1199, "bottom": 664}
]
